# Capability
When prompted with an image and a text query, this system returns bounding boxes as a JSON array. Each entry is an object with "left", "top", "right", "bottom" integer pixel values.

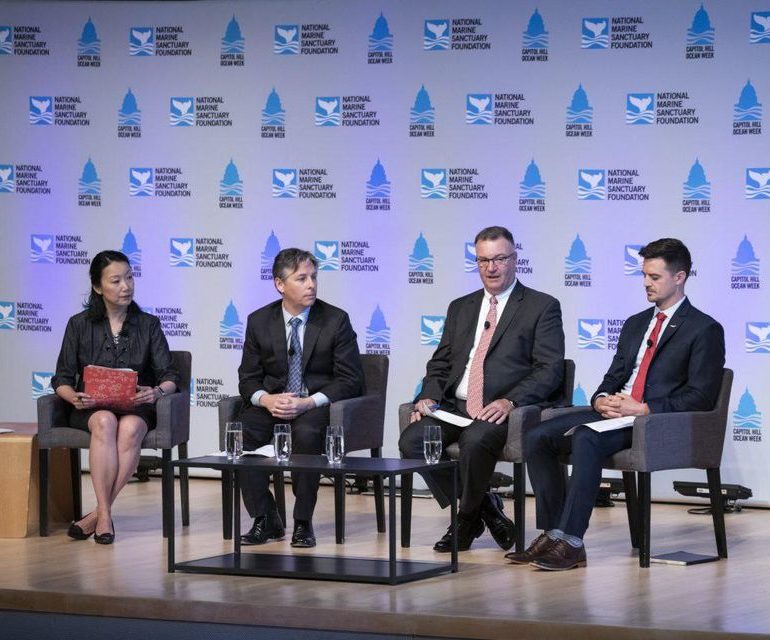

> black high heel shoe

[
  {"left": 94, "top": 519, "right": 115, "bottom": 545},
  {"left": 67, "top": 513, "right": 95, "bottom": 540}
]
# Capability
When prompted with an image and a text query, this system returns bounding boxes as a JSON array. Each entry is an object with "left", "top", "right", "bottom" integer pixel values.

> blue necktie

[{"left": 286, "top": 317, "right": 303, "bottom": 394}]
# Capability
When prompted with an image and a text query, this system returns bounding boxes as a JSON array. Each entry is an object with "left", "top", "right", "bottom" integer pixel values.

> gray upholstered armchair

[
  {"left": 536, "top": 367, "right": 733, "bottom": 567},
  {"left": 36, "top": 350, "right": 192, "bottom": 538}
]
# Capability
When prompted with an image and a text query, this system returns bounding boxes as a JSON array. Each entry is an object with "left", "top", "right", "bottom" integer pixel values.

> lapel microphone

[
  {"left": 484, "top": 321, "right": 490, "bottom": 330},
  {"left": 288, "top": 346, "right": 295, "bottom": 357},
  {"left": 646, "top": 339, "right": 653, "bottom": 348}
]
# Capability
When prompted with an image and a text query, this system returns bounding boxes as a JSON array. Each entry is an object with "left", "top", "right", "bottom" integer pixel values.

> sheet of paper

[
  {"left": 564, "top": 416, "right": 635, "bottom": 436},
  {"left": 209, "top": 444, "right": 276, "bottom": 458},
  {"left": 426, "top": 408, "right": 473, "bottom": 428},
  {"left": 0, "top": 428, "right": 14, "bottom": 434}
]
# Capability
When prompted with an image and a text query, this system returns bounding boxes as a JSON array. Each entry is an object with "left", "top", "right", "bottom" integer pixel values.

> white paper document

[
  {"left": 426, "top": 408, "right": 473, "bottom": 428},
  {"left": 564, "top": 416, "right": 635, "bottom": 436},
  {"left": 209, "top": 444, "right": 275, "bottom": 458},
  {"left": 0, "top": 428, "right": 14, "bottom": 434}
]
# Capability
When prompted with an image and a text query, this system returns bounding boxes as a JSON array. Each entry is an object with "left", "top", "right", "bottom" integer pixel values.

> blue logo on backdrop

[
  {"left": 735, "top": 80, "right": 762, "bottom": 122},
  {"left": 222, "top": 15, "right": 244, "bottom": 54},
  {"left": 746, "top": 322, "right": 770, "bottom": 353},
  {"left": 0, "top": 302, "right": 16, "bottom": 330},
  {"left": 129, "top": 27, "right": 154, "bottom": 55},
  {"left": 410, "top": 233, "right": 434, "bottom": 271},
  {"left": 687, "top": 5, "right": 715, "bottom": 45},
  {"left": 369, "top": 13, "right": 393, "bottom": 52},
  {"left": 624, "top": 245, "right": 644, "bottom": 276},
  {"left": 582, "top": 18, "right": 609, "bottom": 49},
  {"left": 262, "top": 88, "right": 285, "bottom": 125},
  {"left": 750, "top": 12, "right": 770, "bottom": 44},
  {"left": 32, "top": 372, "right": 54, "bottom": 399},
  {"left": 314, "top": 241, "right": 340, "bottom": 271},
  {"left": 78, "top": 17, "right": 100, "bottom": 55},
  {"left": 573, "top": 384, "right": 588, "bottom": 406},
  {"left": 119, "top": 89, "right": 141, "bottom": 126},
  {"left": 220, "top": 300, "right": 244, "bottom": 339},
  {"left": 567, "top": 84, "right": 593, "bottom": 124},
  {"left": 170, "top": 98, "right": 194, "bottom": 126},
  {"left": 732, "top": 235, "right": 760, "bottom": 277},
  {"left": 746, "top": 168, "right": 770, "bottom": 199},
  {"left": 520, "top": 159, "right": 546, "bottom": 199},
  {"left": 411, "top": 85, "right": 435, "bottom": 124},
  {"left": 169, "top": 238, "right": 195, "bottom": 267},
  {"left": 424, "top": 20, "right": 450, "bottom": 50},
  {"left": 129, "top": 168, "right": 154, "bottom": 196},
  {"left": 0, "top": 165, "right": 15, "bottom": 193},
  {"left": 733, "top": 389, "right": 762, "bottom": 429},
  {"left": 30, "top": 234, "right": 54, "bottom": 263},
  {"left": 578, "top": 170, "right": 606, "bottom": 200},
  {"left": 78, "top": 158, "right": 100, "bottom": 196},
  {"left": 272, "top": 169, "right": 297, "bottom": 198},
  {"left": 0, "top": 26, "right": 12, "bottom": 55},
  {"left": 421, "top": 169, "right": 448, "bottom": 199},
  {"left": 366, "top": 305, "right": 391, "bottom": 345},
  {"left": 466, "top": 93, "right": 493, "bottom": 125},
  {"left": 578, "top": 319, "right": 606, "bottom": 349},
  {"left": 274, "top": 25, "right": 299, "bottom": 54},
  {"left": 626, "top": 93, "right": 655, "bottom": 124},
  {"left": 683, "top": 159, "right": 711, "bottom": 199},
  {"left": 366, "top": 159, "right": 391, "bottom": 198},
  {"left": 565, "top": 235, "right": 591, "bottom": 274},
  {"left": 420, "top": 315, "right": 445, "bottom": 346},
  {"left": 29, "top": 96, "right": 53, "bottom": 125},
  {"left": 220, "top": 160, "right": 243, "bottom": 196},
  {"left": 261, "top": 230, "right": 280, "bottom": 280},
  {"left": 122, "top": 228, "right": 142, "bottom": 276},
  {"left": 523, "top": 9, "right": 548, "bottom": 48},
  {"left": 315, "top": 97, "right": 340, "bottom": 126},
  {"left": 464, "top": 242, "right": 478, "bottom": 273}
]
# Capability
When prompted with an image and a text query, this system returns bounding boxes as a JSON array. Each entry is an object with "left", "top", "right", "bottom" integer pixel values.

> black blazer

[
  {"left": 52, "top": 307, "right": 179, "bottom": 391},
  {"left": 418, "top": 281, "right": 565, "bottom": 408},
  {"left": 591, "top": 298, "right": 725, "bottom": 414},
  {"left": 238, "top": 298, "right": 363, "bottom": 404}
]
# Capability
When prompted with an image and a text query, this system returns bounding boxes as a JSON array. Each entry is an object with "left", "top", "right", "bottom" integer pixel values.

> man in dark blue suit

[{"left": 512, "top": 238, "right": 725, "bottom": 570}]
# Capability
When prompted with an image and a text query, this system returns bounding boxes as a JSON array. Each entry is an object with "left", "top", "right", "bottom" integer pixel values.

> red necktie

[
  {"left": 631, "top": 312, "right": 667, "bottom": 402},
  {"left": 466, "top": 296, "right": 497, "bottom": 417}
]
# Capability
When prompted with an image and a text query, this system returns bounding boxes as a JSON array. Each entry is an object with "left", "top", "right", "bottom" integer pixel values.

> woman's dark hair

[{"left": 85, "top": 250, "right": 139, "bottom": 320}]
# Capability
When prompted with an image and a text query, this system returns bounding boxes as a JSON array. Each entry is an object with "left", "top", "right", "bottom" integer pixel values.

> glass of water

[
  {"left": 423, "top": 424, "right": 442, "bottom": 464},
  {"left": 274, "top": 423, "right": 292, "bottom": 462},
  {"left": 225, "top": 421, "right": 243, "bottom": 460},
  {"left": 325, "top": 424, "right": 345, "bottom": 464}
]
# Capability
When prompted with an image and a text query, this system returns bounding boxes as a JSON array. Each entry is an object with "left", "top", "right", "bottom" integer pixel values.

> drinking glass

[
  {"left": 325, "top": 424, "right": 345, "bottom": 464},
  {"left": 225, "top": 421, "right": 243, "bottom": 460},
  {"left": 423, "top": 424, "right": 442, "bottom": 464},
  {"left": 274, "top": 423, "right": 292, "bottom": 462}
]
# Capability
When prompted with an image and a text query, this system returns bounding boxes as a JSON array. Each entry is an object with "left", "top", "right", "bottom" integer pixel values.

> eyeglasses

[{"left": 476, "top": 253, "right": 515, "bottom": 268}]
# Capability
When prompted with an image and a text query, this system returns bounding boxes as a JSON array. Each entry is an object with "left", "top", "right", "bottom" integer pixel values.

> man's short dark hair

[
  {"left": 639, "top": 238, "right": 692, "bottom": 278},
  {"left": 272, "top": 248, "right": 318, "bottom": 280},
  {"left": 474, "top": 225, "right": 514, "bottom": 245}
]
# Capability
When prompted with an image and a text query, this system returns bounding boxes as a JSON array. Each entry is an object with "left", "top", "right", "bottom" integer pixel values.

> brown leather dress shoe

[
  {"left": 529, "top": 539, "right": 587, "bottom": 571},
  {"left": 504, "top": 532, "right": 554, "bottom": 564}
]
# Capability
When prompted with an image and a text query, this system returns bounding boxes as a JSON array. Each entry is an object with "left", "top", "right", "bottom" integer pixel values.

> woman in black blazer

[{"left": 52, "top": 250, "right": 179, "bottom": 544}]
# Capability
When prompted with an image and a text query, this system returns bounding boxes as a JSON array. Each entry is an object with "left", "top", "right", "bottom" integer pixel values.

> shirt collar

[
  {"left": 282, "top": 305, "right": 311, "bottom": 326},
  {"left": 655, "top": 295, "right": 686, "bottom": 318},
  {"left": 484, "top": 278, "right": 517, "bottom": 303}
]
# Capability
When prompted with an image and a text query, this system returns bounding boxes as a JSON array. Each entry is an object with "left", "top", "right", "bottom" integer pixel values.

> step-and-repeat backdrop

[{"left": 1, "top": 1, "right": 768, "bottom": 503}]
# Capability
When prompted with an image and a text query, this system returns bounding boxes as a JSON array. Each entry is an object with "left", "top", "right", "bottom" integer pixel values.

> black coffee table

[{"left": 165, "top": 454, "right": 458, "bottom": 585}]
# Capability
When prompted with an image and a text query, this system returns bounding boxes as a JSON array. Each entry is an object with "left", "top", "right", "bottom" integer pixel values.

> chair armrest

[
  {"left": 398, "top": 402, "right": 414, "bottom": 433},
  {"left": 36, "top": 394, "right": 70, "bottom": 448},
  {"left": 330, "top": 394, "right": 384, "bottom": 451},
  {"left": 539, "top": 405, "right": 589, "bottom": 422},
  {"left": 503, "top": 405, "right": 541, "bottom": 462},
  {"left": 218, "top": 396, "right": 244, "bottom": 450},
  {"left": 150, "top": 392, "right": 190, "bottom": 449}
]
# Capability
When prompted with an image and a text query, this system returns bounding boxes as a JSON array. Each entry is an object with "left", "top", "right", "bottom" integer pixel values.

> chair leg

[
  {"left": 513, "top": 462, "right": 526, "bottom": 552},
  {"left": 274, "top": 471, "right": 286, "bottom": 526},
  {"left": 707, "top": 467, "right": 728, "bottom": 559},
  {"left": 162, "top": 449, "right": 172, "bottom": 538},
  {"left": 622, "top": 471, "right": 640, "bottom": 549},
  {"left": 39, "top": 449, "right": 49, "bottom": 536},
  {"left": 70, "top": 448, "right": 82, "bottom": 521},
  {"left": 221, "top": 470, "right": 233, "bottom": 540},
  {"left": 371, "top": 448, "right": 385, "bottom": 533},
  {"left": 400, "top": 473, "right": 413, "bottom": 548},
  {"left": 637, "top": 472, "right": 651, "bottom": 567},
  {"left": 178, "top": 442, "right": 190, "bottom": 527}
]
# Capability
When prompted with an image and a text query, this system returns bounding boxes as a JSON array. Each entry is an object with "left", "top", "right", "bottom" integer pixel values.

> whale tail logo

[
  {"left": 578, "top": 319, "right": 606, "bottom": 349},
  {"left": 582, "top": 18, "right": 609, "bottom": 49},
  {"left": 274, "top": 24, "right": 299, "bottom": 54},
  {"left": 424, "top": 20, "right": 449, "bottom": 50},
  {"left": 130, "top": 27, "right": 154, "bottom": 55}
]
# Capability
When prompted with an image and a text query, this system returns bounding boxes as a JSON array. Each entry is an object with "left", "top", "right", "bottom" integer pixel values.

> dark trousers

[
  {"left": 239, "top": 403, "right": 330, "bottom": 522},
  {"left": 398, "top": 403, "right": 507, "bottom": 518},
  {"left": 524, "top": 410, "right": 633, "bottom": 539}
]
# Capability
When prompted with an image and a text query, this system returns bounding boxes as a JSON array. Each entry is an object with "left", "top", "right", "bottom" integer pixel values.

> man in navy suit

[
  {"left": 237, "top": 248, "right": 363, "bottom": 548},
  {"left": 510, "top": 238, "right": 725, "bottom": 570}
]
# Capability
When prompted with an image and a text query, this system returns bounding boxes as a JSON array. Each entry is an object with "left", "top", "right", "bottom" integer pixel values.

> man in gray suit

[{"left": 399, "top": 226, "right": 565, "bottom": 552}]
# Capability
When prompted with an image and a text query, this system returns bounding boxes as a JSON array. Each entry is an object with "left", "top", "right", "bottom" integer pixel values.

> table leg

[
  {"left": 400, "top": 472, "right": 413, "bottom": 548},
  {"left": 335, "top": 473, "right": 345, "bottom": 544},
  {"left": 166, "top": 460, "right": 175, "bottom": 573},
  {"left": 234, "top": 469, "right": 241, "bottom": 557},
  {"left": 389, "top": 473, "right": 397, "bottom": 584},
  {"left": 451, "top": 463, "right": 458, "bottom": 572}
]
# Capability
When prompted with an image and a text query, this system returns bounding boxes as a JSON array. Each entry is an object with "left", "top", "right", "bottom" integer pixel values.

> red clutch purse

[{"left": 82, "top": 365, "right": 138, "bottom": 412}]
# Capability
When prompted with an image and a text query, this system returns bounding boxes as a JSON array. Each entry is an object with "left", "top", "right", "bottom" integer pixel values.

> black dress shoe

[
  {"left": 433, "top": 515, "right": 484, "bottom": 553},
  {"left": 505, "top": 533, "right": 554, "bottom": 564},
  {"left": 530, "top": 539, "right": 587, "bottom": 571},
  {"left": 94, "top": 519, "right": 115, "bottom": 545},
  {"left": 241, "top": 511, "right": 285, "bottom": 546},
  {"left": 291, "top": 520, "right": 316, "bottom": 548},
  {"left": 480, "top": 492, "right": 515, "bottom": 551}
]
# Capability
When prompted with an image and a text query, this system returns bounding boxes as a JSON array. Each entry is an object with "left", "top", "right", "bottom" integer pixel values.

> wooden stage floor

[{"left": 0, "top": 476, "right": 768, "bottom": 639}]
